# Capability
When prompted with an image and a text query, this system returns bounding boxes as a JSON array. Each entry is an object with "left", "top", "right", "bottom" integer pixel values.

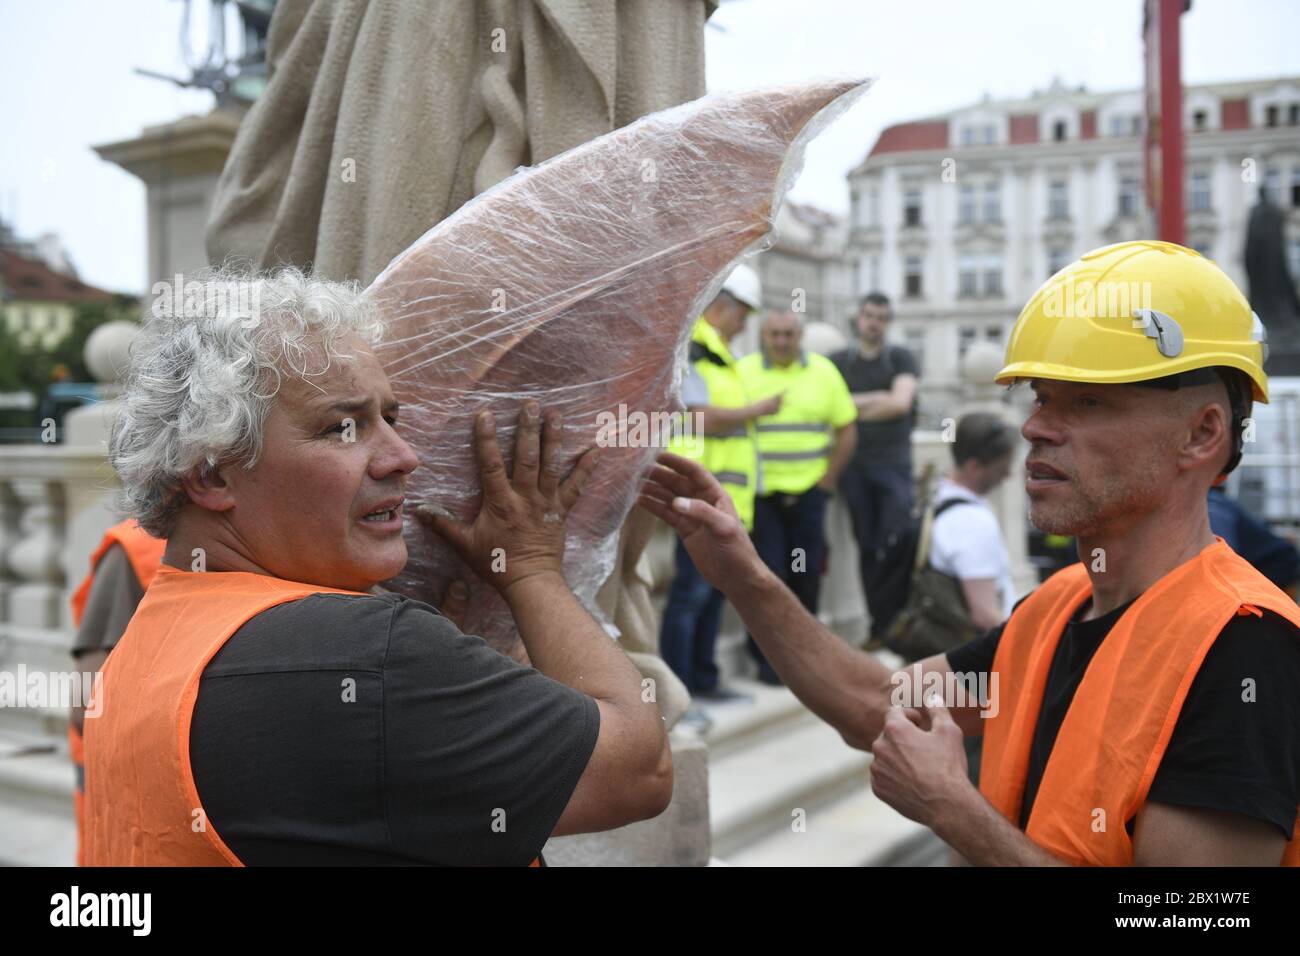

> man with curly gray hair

[{"left": 83, "top": 267, "right": 671, "bottom": 866}]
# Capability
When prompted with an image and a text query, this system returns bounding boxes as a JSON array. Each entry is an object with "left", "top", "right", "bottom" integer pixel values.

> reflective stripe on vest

[
  {"left": 736, "top": 350, "right": 850, "bottom": 495},
  {"left": 711, "top": 471, "right": 750, "bottom": 486},
  {"left": 755, "top": 423, "right": 830, "bottom": 433},
  {"left": 760, "top": 448, "right": 832, "bottom": 461},
  {"left": 980, "top": 538, "right": 1300, "bottom": 866}
]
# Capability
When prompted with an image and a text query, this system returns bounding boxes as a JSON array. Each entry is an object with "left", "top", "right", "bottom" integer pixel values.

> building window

[
  {"left": 1048, "top": 179, "right": 1069, "bottom": 220},
  {"left": 1291, "top": 167, "right": 1300, "bottom": 208},
  {"left": 957, "top": 255, "right": 978, "bottom": 298},
  {"left": 870, "top": 256, "right": 880, "bottom": 291},
  {"left": 1189, "top": 170, "right": 1212, "bottom": 212},
  {"left": 958, "top": 325, "right": 978, "bottom": 358},
  {"left": 1289, "top": 239, "right": 1300, "bottom": 281},
  {"left": 982, "top": 255, "right": 1003, "bottom": 297},
  {"left": 1108, "top": 115, "right": 1123, "bottom": 137},
  {"left": 1047, "top": 246, "right": 1071, "bottom": 277},
  {"left": 1266, "top": 105, "right": 1279, "bottom": 128},
  {"left": 982, "top": 181, "right": 1001, "bottom": 222},
  {"left": 982, "top": 124, "right": 996, "bottom": 145},
  {"left": 1264, "top": 167, "right": 1281, "bottom": 205},
  {"left": 961, "top": 126, "right": 975, "bottom": 146},
  {"left": 869, "top": 189, "right": 880, "bottom": 226},
  {"left": 1131, "top": 116, "right": 1143, "bottom": 136},
  {"left": 1192, "top": 109, "right": 1207, "bottom": 131},
  {"left": 1291, "top": 104, "right": 1300, "bottom": 126},
  {"left": 985, "top": 325, "right": 1003, "bottom": 344},
  {"left": 902, "top": 326, "right": 926, "bottom": 373},
  {"left": 903, "top": 188, "right": 922, "bottom": 227},
  {"left": 959, "top": 184, "right": 976, "bottom": 225},
  {"left": 1052, "top": 120, "right": 1067, "bottom": 142},
  {"left": 904, "top": 256, "right": 924, "bottom": 298},
  {"left": 1119, "top": 176, "right": 1140, "bottom": 217}
]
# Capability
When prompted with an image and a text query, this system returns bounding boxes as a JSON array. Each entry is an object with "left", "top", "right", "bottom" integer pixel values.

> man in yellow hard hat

[{"left": 640, "top": 241, "right": 1300, "bottom": 865}]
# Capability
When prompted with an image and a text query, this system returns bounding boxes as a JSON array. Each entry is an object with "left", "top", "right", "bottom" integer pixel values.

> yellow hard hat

[{"left": 996, "top": 240, "right": 1269, "bottom": 403}]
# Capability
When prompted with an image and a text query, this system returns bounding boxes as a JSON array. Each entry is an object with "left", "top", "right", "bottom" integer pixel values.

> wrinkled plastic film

[{"left": 370, "top": 79, "right": 870, "bottom": 655}]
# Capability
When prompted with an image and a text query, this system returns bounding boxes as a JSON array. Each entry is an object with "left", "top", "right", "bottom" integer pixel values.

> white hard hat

[{"left": 719, "top": 264, "right": 763, "bottom": 311}]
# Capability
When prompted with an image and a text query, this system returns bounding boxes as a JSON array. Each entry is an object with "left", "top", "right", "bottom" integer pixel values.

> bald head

[{"left": 761, "top": 310, "right": 803, "bottom": 366}]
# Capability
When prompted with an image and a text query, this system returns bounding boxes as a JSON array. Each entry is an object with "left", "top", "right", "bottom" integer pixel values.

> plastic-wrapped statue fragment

[{"left": 370, "top": 78, "right": 869, "bottom": 654}]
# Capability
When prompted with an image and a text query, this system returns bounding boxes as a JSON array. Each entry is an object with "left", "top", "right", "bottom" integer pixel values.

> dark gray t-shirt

[
  {"left": 830, "top": 345, "right": 918, "bottom": 467},
  {"left": 71, "top": 544, "right": 144, "bottom": 657},
  {"left": 189, "top": 592, "right": 600, "bottom": 865}
]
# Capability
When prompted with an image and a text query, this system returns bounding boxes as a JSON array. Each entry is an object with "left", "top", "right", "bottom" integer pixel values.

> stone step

[
  {"left": 696, "top": 678, "right": 810, "bottom": 758},
  {"left": 721, "top": 779, "right": 944, "bottom": 867},
  {"left": 708, "top": 707, "right": 872, "bottom": 859},
  {"left": 0, "top": 701, "right": 74, "bottom": 743},
  {"left": 0, "top": 797, "right": 76, "bottom": 867},
  {"left": 0, "top": 743, "right": 74, "bottom": 812}
]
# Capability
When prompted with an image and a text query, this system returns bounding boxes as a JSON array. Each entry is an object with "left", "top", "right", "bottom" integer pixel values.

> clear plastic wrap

[{"left": 370, "top": 78, "right": 869, "bottom": 654}]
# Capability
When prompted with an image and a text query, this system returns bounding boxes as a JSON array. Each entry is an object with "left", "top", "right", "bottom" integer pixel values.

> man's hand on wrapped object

[
  {"left": 415, "top": 403, "right": 599, "bottom": 595},
  {"left": 637, "top": 452, "right": 766, "bottom": 591}
]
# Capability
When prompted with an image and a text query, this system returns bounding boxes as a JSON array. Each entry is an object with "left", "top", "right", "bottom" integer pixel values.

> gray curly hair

[{"left": 110, "top": 266, "right": 385, "bottom": 537}]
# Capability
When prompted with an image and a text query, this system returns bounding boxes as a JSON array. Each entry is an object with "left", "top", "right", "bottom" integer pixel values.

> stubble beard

[{"left": 1029, "top": 456, "right": 1170, "bottom": 539}]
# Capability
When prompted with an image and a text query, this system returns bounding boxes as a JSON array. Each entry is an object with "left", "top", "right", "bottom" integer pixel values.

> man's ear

[
  {"left": 1181, "top": 400, "right": 1232, "bottom": 475},
  {"left": 179, "top": 461, "right": 237, "bottom": 513}
]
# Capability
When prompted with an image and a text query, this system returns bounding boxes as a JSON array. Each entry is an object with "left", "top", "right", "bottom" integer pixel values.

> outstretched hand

[{"left": 636, "top": 451, "right": 763, "bottom": 590}]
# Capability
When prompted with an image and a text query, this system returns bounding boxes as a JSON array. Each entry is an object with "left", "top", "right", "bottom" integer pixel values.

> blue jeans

[
  {"left": 749, "top": 487, "right": 829, "bottom": 683},
  {"left": 659, "top": 538, "right": 725, "bottom": 694},
  {"left": 839, "top": 459, "right": 914, "bottom": 599}
]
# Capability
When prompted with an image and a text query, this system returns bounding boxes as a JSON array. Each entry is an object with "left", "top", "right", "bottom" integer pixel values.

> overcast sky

[{"left": 1, "top": 0, "right": 1297, "bottom": 295}]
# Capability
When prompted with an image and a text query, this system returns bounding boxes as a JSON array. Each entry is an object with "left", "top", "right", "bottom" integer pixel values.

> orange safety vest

[
  {"left": 82, "top": 564, "right": 543, "bottom": 866},
  {"left": 69, "top": 520, "right": 167, "bottom": 627},
  {"left": 980, "top": 537, "right": 1300, "bottom": 866},
  {"left": 69, "top": 519, "right": 166, "bottom": 866}
]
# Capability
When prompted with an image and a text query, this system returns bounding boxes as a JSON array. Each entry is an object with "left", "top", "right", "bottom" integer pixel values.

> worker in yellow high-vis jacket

[
  {"left": 661, "top": 265, "right": 772, "bottom": 713},
  {"left": 737, "top": 310, "right": 857, "bottom": 684}
]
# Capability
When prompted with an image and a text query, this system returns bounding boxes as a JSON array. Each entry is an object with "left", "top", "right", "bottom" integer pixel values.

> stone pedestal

[
  {"left": 93, "top": 109, "right": 244, "bottom": 292},
  {"left": 542, "top": 732, "right": 711, "bottom": 866}
]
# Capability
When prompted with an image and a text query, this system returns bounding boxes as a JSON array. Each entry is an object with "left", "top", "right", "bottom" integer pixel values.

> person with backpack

[
  {"left": 830, "top": 292, "right": 919, "bottom": 611},
  {"left": 876, "top": 412, "right": 1019, "bottom": 666}
]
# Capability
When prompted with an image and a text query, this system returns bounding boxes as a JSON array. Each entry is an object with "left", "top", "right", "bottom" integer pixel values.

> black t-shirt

[
  {"left": 946, "top": 594, "right": 1300, "bottom": 840},
  {"left": 189, "top": 592, "right": 600, "bottom": 865},
  {"left": 829, "top": 345, "right": 918, "bottom": 466}
]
